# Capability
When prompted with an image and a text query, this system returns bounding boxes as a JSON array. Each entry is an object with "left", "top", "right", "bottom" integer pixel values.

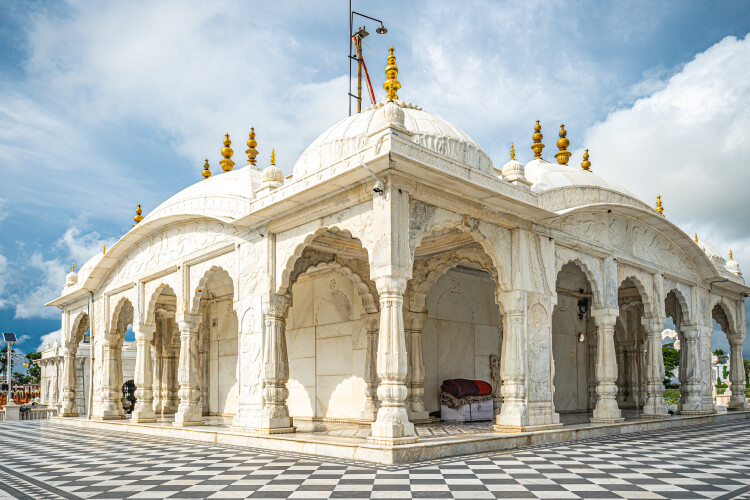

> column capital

[
  {"left": 133, "top": 323, "right": 156, "bottom": 341},
  {"left": 176, "top": 314, "right": 201, "bottom": 333},
  {"left": 360, "top": 312, "right": 380, "bottom": 332},
  {"left": 591, "top": 307, "right": 619, "bottom": 327},
  {"left": 728, "top": 335, "right": 745, "bottom": 347},
  {"left": 374, "top": 276, "right": 407, "bottom": 296},
  {"left": 497, "top": 289, "right": 526, "bottom": 316},
  {"left": 641, "top": 316, "right": 666, "bottom": 333},
  {"left": 681, "top": 324, "right": 700, "bottom": 339},
  {"left": 264, "top": 293, "right": 291, "bottom": 318},
  {"left": 404, "top": 310, "right": 427, "bottom": 331}
]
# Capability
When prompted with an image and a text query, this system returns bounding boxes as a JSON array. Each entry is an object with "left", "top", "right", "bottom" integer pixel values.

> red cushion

[{"left": 473, "top": 380, "right": 493, "bottom": 396}]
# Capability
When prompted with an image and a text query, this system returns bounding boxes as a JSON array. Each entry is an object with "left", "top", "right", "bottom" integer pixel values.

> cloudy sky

[{"left": 1, "top": 0, "right": 750, "bottom": 356}]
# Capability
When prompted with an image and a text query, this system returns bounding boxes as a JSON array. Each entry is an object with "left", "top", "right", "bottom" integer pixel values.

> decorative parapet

[{"left": 538, "top": 186, "right": 653, "bottom": 213}]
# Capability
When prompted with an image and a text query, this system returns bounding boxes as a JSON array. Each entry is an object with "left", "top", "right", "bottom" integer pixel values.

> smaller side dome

[
  {"left": 501, "top": 144, "right": 531, "bottom": 189},
  {"left": 65, "top": 265, "right": 78, "bottom": 288},
  {"left": 726, "top": 250, "right": 742, "bottom": 276},
  {"left": 371, "top": 100, "right": 405, "bottom": 131},
  {"left": 262, "top": 165, "right": 284, "bottom": 184}
]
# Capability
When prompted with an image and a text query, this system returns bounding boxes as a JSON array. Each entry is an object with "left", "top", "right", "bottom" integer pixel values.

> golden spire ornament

[
  {"left": 510, "top": 143, "right": 516, "bottom": 160},
  {"left": 730, "top": 249, "right": 733, "bottom": 259},
  {"left": 695, "top": 233, "right": 699, "bottom": 243},
  {"left": 271, "top": 148, "right": 276, "bottom": 165},
  {"left": 219, "top": 133, "right": 235, "bottom": 172},
  {"left": 555, "top": 124, "right": 571, "bottom": 165},
  {"left": 655, "top": 195, "right": 664, "bottom": 216},
  {"left": 72, "top": 262, "right": 75, "bottom": 272},
  {"left": 103, "top": 244, "right": 106, "bottom": 255},
  {"left": 531, "top": 120, "right": 544, "bottom": 159},
  {"left": 581, "top": 149, "right": 591, "bottom": 171},
  {"left": 202, "top": 159, "right": 211, "bottom": 180},
  {"left": 246, "top": 128, "right": 258, "bottom": 168},
  {"left": 133, "top": 204, "right": 144, "bottom": 226},
  {"left": 383, "top": 46, "right": 401, "bottom": 101}
]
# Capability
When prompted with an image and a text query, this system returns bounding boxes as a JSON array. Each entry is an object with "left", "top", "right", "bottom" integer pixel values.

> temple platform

[{"left": 53, "top": 409, "right": 750, "bottom": 465}]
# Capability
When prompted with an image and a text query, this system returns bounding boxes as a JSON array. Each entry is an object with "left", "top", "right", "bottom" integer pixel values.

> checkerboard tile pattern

[{"left": 0, "top": 419, "right": 749, "bottom": 499}]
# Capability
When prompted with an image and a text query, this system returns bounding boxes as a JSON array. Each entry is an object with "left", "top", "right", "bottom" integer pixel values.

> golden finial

[
  {"left": 202, "top": 158, "right": 211, "bottom": 180},
  {"left": 695, "top": 233, "right": 699, "bottom": 243},
  {"left": 383, "top": 46, "right": 401, "bottom": 101},
  {"left": 581, "top": 149, "right": 591, "bottom": 171},
  {"left": 102, "top": 244, "right": 106, "bottom": 255},
  {"left": 655, "top": 195, "right": 664, "bottom": 216},
  {"left": 219, "top": 133, "right": 235, "bottom": 172},
  {"left": 531, "top": 120, "right": 544, "bottom": 159},
  {"left": 510, "top": 143, "right": 516, "bottom": 160},
  {"left": 271, "top": 148, "right": 276, "bottom": 165},
  {"left": 72, "top": 262, "right": 75, "bottom": 273},
  {"left": 246, "top": 128, "right": 258, "bottom": 166},
  {"left": 730, "top": 249, "right": 733, "bottom": 260},
  {"left": 133, "top": 203, "right": 144, "bottom": 226},
  {"left": 555, "top": 124, "right": 571, "bottom": 165}
]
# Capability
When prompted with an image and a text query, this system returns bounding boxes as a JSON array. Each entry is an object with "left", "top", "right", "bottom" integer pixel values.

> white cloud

[
  {"left": 0, "top": 252, "right": 8, "bottom": 309},
  {"left": 37, "top": 329, "right": 61, "bottom": 351},
  {"left": 582, "top": 34, "right": 750, "bottom": 268}
]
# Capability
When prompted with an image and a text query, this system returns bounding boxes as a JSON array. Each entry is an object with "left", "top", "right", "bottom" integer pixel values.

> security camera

[{"left": 358, "top": 159, "right": 385, "bottom": 196}]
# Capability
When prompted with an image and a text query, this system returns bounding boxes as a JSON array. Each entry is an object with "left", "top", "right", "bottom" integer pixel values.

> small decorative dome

[
  {"left": 726, "top": 250, "right": 742, "bottom": 276},
  {"left": 65, "top": 262, "right": 78, "bottom": 288},
  {"left": 501, "top": 144, "right": 531, "bottom": 189},
  {"left": 372, "top": 100, "right": 405, "bottom": 131},
  {"left": 262, "top": 165, "right": 284, "bottom": 184}
]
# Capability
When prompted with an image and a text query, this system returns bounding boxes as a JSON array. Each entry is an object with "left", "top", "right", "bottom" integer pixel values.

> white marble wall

[
  {"left": 422, "top": 268, "right": 502, "bottom": 413},
  {"left": 208, "top": 299, "right": 239, "bottom": 415},
  {"left": 286, "top": 270, "right": 367, "bottom": 420}
]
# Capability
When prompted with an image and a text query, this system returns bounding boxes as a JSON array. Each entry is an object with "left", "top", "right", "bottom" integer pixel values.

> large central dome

[{"left": 292, "top": 100, "right": 494, "bottom": 178}]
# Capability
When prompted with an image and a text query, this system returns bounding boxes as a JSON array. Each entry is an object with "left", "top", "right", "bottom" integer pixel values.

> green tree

[
  {"left": 714, "top": 349, "right": 728, "bottom": 364},
  {"left": 663, "top": 342, "right": 680, "bottom": 386},
  {"left": 744, "top": 358, "right": 750, "bottom": 387},
  {"left": 25, "top": 352, "right": 41, "bottom": 384}
]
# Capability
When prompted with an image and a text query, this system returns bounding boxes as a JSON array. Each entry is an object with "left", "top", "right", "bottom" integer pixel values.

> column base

[
  {"left": 640, "top": 413, "right": 670, "bottom": 419},
  {"left": 130, "top": 411, "right": 157, "bottom": 423},
  {"left": 229, "top": 426, "right": 296, "bottom": 435},
  {"left": 407, "top": 410, "right": 430, "bottom": 422},
  {"left": 93, "top": 415, "right": 126, "bottom": 421},
  {"left": 174, "top": 410, "right": 203, "bottom": 426},
  {"left": 59, "top": 411, "right": 79, "bottom": 418},
  {"left": 493, "top": 423, "right": 563, "bottom": 433},
  {"left": 173, "top": 420, "right": 204, "bottom": 427},
  {"left": 590, "top": 417, "right": 625, "bottom": 424}
]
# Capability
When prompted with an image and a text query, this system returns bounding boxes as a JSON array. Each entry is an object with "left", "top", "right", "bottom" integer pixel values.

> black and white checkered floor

[{"left": 0, "top": 419, "right": 749, "bottom": 499}]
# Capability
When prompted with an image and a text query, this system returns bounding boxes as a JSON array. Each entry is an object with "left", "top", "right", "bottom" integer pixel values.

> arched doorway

[
  {"left": 283, "top": 229, "right": 377, "bottom": 424},
  {"left": 100, "top": 298, "right": 134, "bottom": 419},
  {"left": 149, "top": 285, "right": 179, "bottom": 415},
  {"left": 711, "top": 301, "right": 746, "bottom": 410},
  {"left": 552, "top": 262, "right": 596, "bottom": 414}
]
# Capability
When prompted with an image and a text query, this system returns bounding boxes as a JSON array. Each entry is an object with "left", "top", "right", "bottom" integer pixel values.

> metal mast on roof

[{"left": 349, "top": 1, "right": 387, "bottom": 115}]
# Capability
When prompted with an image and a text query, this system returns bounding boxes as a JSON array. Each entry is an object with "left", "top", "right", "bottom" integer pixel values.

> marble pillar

[
  {"left": 369, "top": 276, "right": 417, "bottom": 445},
  {"left": 360, "top": 312, "right": 380, "bottom": 421},
  {"left": 406, "top": 311, "right": 428, "bottom": 421},
  {"left": 678, "top": 325, "right": 705, "bottom": 414},
  {"left": 199, "top": 321, "right": 209, "bottom": 416},
  {"left": 174, "top": 314, "right": 203, "bottom": 426},
  {"left": 495, "top": 290, "right": 528, "bottom": 430},
  {"left": 59, "top": 345, "right": 78, "bottom": 417},
  {"left": 591, "top": 308, "right": 624, "bottom": 423},
  {"left": 99, "top": 337, "right": 125, "bottom": 419},
  {"left": 615, "top": 341, "right": 626, "bottom": 406},
  {"left": 152, "top": 325, "right": 163, "bottom": 414},
  {"left": 641, "top": 317, "right": 668, "bottom": 417},
  {"left": 259, "top": 293, "right": 294, "bottom": 432},
  {"left": 131, "top": 324, "right": 157, "bottom": 423},
  {"left": 728, "top": 337, "right": 748, "bottom": 410}
]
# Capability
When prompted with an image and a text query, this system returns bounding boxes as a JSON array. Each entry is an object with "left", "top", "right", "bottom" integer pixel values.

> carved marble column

[
  {"left": 625, "top": 348, "right": 640, "bottom": 409},
  {"left": 641, "top": 317, "right": 668, "bottom": 418},
  {"left": 360, "top": 312, "right": 380, "bottom": 421},
  {"left": 199, "top": 321, "right": 209, "bottom": 416},
  {"left": 59, "top": 345, "right": 78, "bottom": 417},
  {"left": 728, "top": 337, "right": 748, "bottom": 410},
  {"left": 678, "top": 325, "right": 704, "bottom": 414},
  {"left": 174, "top": 314, "right": 203, "bottom": 426},
  {"left": 98, "top": 337, "right": 125, "bottom": 419},
  {"left": 369, "top": 276, "right": 417, "bottom": 445},
  {"left": 615, "top": 340, "right": 626, "bottom": 406},
  {"left": 495, "top": 290, "right": 529, "bottom": 431},
  {"left": 152, "top": 323, "right": 163, "bottom": 414},
  {"left": 131, "top": 324, "right": 157, "bottom": 423},
  {"left": 591, "top": 308, "right": 624, "bottom": 423},
  {"left": 587, "top": 326, "right": 598, "bottom": 411},
  {"left": 405, "top": 311, "right": 428, "bottom": 421},
  {"left": 258, "top": 293, "right": 294, "bottom": 432}
]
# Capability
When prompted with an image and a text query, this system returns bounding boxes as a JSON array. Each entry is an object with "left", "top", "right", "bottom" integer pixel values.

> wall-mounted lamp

[
  {"left": 578, "top": 333, "right": 586, "bottom": 343},
  {"left": 359, "top": 159, "right": 385, "bottom": 196},
  {"left": 577, "top": 297, "right": 589, "bottom": 319}
]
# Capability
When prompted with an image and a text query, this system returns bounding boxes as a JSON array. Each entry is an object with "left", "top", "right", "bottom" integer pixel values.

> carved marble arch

[
  {"left": 294, "top": 259, "right": 379, "bottom": 314},
  {"left": 408, "top": 246, "right": 501, "bottom": 313},
  {"left": 109, "top": 297, "right": 134, "bottom": 341},
  {"left": 712, "top": 299, "right": 737, "bottom": 337},
  {"left": 410, "top": 222, "right": 511, "bottom": 294},
  {"left": 69, "top": 311, "right": 90, "bottom": 347},
  {"left": 617, "top": 274, "right": 654, "bottom": 320},
  {"left": 145, "top": 283, "right": 177, "bottom": 326},
  {"left": 665, "top": 288, "right": 690, "bottom": 326},
  {"left": 276, "top": 227, "right": 373, "bottom": 295},
  {"left": 554, "top": 254, "right": 604, "bottom": 310},
  {"left": 189, "top": 266, "right": 235, "bottom": 316}
]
